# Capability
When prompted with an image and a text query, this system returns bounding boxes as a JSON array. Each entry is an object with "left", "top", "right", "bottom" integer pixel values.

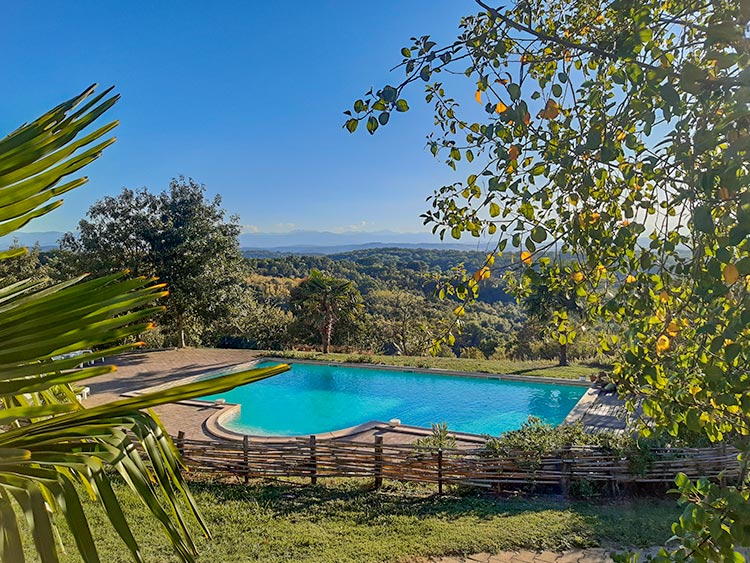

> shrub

[
  {"left": 459, "top": 346, "right": 486, "bottom": 360},
  {"left": 414, "top": 422, "right": 457, "bottom": 451}
]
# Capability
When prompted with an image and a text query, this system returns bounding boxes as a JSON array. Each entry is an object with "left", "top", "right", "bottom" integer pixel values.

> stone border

[
  {"left": 126, "top": 357, "right": 591, "bottom": 442},
  {"left": 259, "top": 356, "right": 592, "bottom": 387}
]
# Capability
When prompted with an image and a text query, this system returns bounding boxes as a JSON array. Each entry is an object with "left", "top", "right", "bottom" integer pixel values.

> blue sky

[{"left": 2, "top": 1, "right": 477, "bottom": 235}]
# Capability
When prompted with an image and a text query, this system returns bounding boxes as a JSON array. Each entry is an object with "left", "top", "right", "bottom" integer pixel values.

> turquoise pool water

[{"left": 200, "top": 362, "right": 585, "bottom": 436}]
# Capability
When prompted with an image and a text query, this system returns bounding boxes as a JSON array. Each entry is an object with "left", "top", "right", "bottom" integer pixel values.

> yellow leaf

[
  {"left": 667, "top": 320, "right": 679, "bottom": 337},
  {"left": 564, "top": 51, "right": 572, "bottom": 62},
  {"left": 486, "top": 254, "right": 495, "bottom": 266},
  {"left": 521, "top": 251, "right": 532, "bottom": 266},
  {"left": 489, "top": 202, "right": 501, "bottom": 217},
  {"left": 454, "top": 305, "right": 465, "bottom": 317},
  {"left": 718, "top": 187, "right": 731, "bottom": 201},
  {"left": 589, "top": 212, "right": 600, "bottom": 224},
  {"left": 596, "top": 14, "right": 605, "bottom": 23},
  {"left": 625, "top": 274, "right": 636, "bottom": 284},
  {"left": 488, "top": 223, "right": 497, "bottom": 235},
  {"left": 616, "top": 130, "right": 627, "bottom": 141},
  {"left": 571, "top": 271, "right": 584, "bottom": 283},
  {"left": 659, "top": 290, "right": 669, "bottom": 303},
  {"left": 538, "top": 99, "right": 560, "bottom": 120},
  {"left": 656, "top": 335, "right": 670, "bottom": 354},
  {"left": 475, "top": 90, "right": 482, "bottom": 104},
  {"left": 508, "top": 145, "right": 520, "bottom": 161},
  {"left": 495, "top": 101, "right": 508, "bottom": 114},
  {"left": 724, "top": 263, "right": 739, "bottom": 284},
  {"left": 523, "top": 112, "right": 531, "bottom": 126}
]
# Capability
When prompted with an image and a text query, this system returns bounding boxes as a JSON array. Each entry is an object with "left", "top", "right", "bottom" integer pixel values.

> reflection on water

[{"left": 201, "top": 362, "right": 585, "bottom": 436}]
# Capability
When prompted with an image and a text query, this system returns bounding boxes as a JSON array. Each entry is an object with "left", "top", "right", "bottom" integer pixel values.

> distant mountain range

[{"left": 0, "top": 230, "right": 493, "bottom": 255}]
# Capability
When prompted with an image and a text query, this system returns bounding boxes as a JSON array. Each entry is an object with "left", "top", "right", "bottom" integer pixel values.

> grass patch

[
  {"left": 34, "top": 479, "right": 676, "bottom": 563},
  {"left": 259, "top": 350, "right": 602, "bottom": 380}
]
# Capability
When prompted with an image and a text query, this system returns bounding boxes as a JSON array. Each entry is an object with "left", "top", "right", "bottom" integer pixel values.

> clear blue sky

[{"left": 2, "top": 1, "right": 477, "bottom": 235}]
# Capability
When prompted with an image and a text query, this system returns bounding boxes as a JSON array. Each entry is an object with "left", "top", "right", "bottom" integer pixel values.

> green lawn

[
  {"left": 260, "top": 350, "right": 602, "bottom": 380},
  {"left": 35, "top": 479, "right": 677, "bottom": 563}
]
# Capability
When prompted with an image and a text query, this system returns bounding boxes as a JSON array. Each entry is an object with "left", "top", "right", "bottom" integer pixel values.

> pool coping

[{"left": 125, "top": 357, "right": 593, "bottom": 443}]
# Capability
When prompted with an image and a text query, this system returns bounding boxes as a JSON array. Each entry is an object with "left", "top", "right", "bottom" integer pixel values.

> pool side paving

[{"left": 82, "top": 349, "right": 628, "bottom": 443}]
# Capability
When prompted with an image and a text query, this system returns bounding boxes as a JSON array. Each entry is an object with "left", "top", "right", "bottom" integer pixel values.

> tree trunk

[
  {"left": 177, "top": 317, "right": 186, "bottom": 348},
  {"left": 323, "top": 316, "right": 333, "bottom": 354},
  {"left": 558, "top": 342, "right": 569, "bottom": 366}
]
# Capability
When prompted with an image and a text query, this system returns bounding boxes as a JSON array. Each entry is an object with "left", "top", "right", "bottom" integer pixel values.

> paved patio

[{"left": 418, "top": 547, "right": 658, "bottom": 563}]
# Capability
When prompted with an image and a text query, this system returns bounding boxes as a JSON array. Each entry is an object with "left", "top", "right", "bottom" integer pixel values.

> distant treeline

[{"left": 245, "top": 247, "right": 514, "bottom": 304}]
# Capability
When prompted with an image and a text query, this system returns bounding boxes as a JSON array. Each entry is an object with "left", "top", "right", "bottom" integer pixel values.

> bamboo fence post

[
  {"left": 176, "top": 430, "right": 185, "bottom": 458},
  {"left": 559, "top": 447, "right": 572, "bottom": 496},
  {"left": 243, "top": 435, "right": 250, "bottom": 484},
  {"left": 309, "top": 435, "right": 318, "bottom": 485},
  {"left": 374, "top": 435, "right": 383, "bottom": 489},
  {"left": 437, "top": 448, "right": 444, "bottom": 495}
]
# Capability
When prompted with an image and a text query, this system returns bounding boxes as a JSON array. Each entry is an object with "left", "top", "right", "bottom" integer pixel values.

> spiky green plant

[{"left": 0, "top": 85, "right": 289, "bottom": 563}]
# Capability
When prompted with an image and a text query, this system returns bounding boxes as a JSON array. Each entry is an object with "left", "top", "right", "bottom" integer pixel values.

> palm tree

[
  {"left": 0, "top": 85, "right": 289, "bottom": 563},
  {"left": 289, "top": 270, "right": 363, "bottom": 353}
]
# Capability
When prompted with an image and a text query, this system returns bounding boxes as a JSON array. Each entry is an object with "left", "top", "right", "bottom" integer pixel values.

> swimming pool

[{"left": 200, "top": 361, "right": 586, "bottom": 436}]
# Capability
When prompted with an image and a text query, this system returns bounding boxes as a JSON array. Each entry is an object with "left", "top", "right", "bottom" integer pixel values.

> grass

[
  {"left": 259, "top": 350, "right": 602, "bottom": 380},
  {"left": 32, "top": 479, "right": 678, "bottom": 563}
]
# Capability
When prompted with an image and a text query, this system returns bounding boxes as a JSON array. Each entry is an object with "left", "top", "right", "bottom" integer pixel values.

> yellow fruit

[
  {"left": 656, "top": 335, "right": 670, "bottom": 354},
  {"left": 521, "top": 251, "right": 532, "bottom": 265},
  {"left": 723, "top": 263, "right": 739, "bottom": 284},
  {"left": 667, "top": 320, "right": 679, "bottom": 337}
]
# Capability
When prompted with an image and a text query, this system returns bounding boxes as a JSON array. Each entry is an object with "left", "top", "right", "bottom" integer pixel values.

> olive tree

[{"left": 348, "top": 1, "right": 750, "bottom": 559}]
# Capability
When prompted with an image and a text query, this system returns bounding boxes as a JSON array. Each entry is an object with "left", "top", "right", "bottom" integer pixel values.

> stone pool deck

[{"left": 82, "top": 349, "right": 628, "bottom": 442}]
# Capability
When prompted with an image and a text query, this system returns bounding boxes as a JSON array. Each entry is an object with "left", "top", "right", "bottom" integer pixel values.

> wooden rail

[{"left": 173, "top": 434, "right": 740, "bottom": 493}]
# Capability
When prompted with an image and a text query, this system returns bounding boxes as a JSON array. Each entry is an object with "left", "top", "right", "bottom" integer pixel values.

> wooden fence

[{"left": 174, "top": 432, "right": 739, "bottom": 493}]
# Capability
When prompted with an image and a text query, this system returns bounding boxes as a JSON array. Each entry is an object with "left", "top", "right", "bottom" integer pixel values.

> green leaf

[
  {"left": 508, "top": 83, "right": 521, "bottom": 101},
  {"left": 395, "top": 99, "right": 410, "bottom": 112},
  {"left": 345, "top": 119, "right": 358, "bottom": 133},
  {"left": 366, "top": 116, "right": 379, "bottom": 134},
  {"left": 693, "top": 205, "right": 714, "bottom": 234}
]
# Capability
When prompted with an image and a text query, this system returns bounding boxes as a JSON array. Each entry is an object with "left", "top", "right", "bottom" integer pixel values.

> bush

[
  {"left": 413, "top": 422, "right": 457, "bottom": 451},
  {"left": 459, "top": 346, "right": 486, "bottom": 360}
]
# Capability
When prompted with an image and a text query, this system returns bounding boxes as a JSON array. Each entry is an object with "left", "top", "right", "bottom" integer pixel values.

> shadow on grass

[{"left": 185, "top": 478, "right": 676, "bottom": 545}]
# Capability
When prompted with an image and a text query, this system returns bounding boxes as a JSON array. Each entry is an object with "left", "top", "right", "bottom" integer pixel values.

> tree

[
  {"left": 289, "top": 270, "right": 363, "bottom": 353},
  {"left": 60, "top": 178, "right": 248, "bottom": 347},
  {"left": 367, "top": 289, "right": 436, "bottom": 356},
  {"left": 0, "top": 85, "right": 289, "bottom": 563},
  {"left": 349, "top": 1, "right": 750, "bottom": 559},
  {"left": 514, "top": 270, "right": 582, "bottom": 366},
  {"left": 0, "top": 239, "right": 49, "bottom": 283}
]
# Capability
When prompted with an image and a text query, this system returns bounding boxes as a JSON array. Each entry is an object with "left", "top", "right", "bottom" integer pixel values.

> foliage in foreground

[
  {"left": 0, "top": 86, "right": 289, "bottom": 563},
  {"left": 348, "top": 0, "right": 750, "bottom": 559},
  {"left": 23, "top": 478, "right": 678, "bottom": 563}
]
